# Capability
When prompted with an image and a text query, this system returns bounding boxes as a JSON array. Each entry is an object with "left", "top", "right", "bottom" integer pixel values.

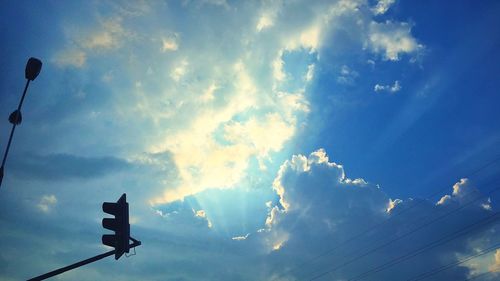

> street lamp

[{"left": 0, "top": 57, "right": 42, "bottom": 189}]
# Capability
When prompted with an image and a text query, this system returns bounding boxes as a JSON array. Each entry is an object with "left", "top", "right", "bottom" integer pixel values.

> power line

[
  {"left": 305, "top": 183, "right": 500, "bottom": 281},
  {"left": 345, "top": 213, "right": 499, "bottom": 281},
  {"left": 275, "top": 155, "right": 500, "bottom": 280},
  {"left": 405, "top": 243, "right": 500, "bottom": 281},
  {"left": 467, "top": 154, "right": 500, "bottom": 178}
]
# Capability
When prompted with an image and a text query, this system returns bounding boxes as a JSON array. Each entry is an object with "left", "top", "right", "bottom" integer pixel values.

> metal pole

[
  {"left": 17, "top": 80, "right": 32, "bottom": 111},
  {"left": 27, "top": 250, "right": 116, "bottom": 281},
  {"left": 0, "top": 80, "right": 31, "bottom": 188},
  {"left": 28, "top": 238, "right": 141, "bottom": 280}
]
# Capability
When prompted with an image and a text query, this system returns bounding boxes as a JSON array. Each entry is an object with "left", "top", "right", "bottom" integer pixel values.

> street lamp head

[{"left": 25, "top": 57, "right": 42, "bottom": 81}]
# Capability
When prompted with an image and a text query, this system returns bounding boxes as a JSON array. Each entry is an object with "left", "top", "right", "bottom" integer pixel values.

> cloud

[
  {"left": 272, "top": 52, "right": 286, "bottom": 82},
  {"left": 0, "top": 1, "right": 439, "bottom": 280},
  {"left": 161, "top": 37, "right": 179, "bottom": 52},
  {"left": 368, "top": 20, "right": 423, "bottom": 61},
  {"left": 372, "top": 0, "right": 396, "bottom": 15},
  {"left": 253, "top": 149, "right": 498, "bottom": 280},
  {"left": 9, "top": 153, "right": 131, "bottom": 181},
  {"left": 80, "top": 17, "right": 128, "bottom": 50},
  {"left": 52, "top": 48, "right": 86, "bottom": 68},
  {"left": 52, "top": 16, "right": 131, "bottom": 69},
  {"left": 151, "top": 197, "right": 214, "bottom": 234},
  {"left": 194, "top": 209, "right": 213, "bottom": 228},
  {"left": 337, "top": 65, "right": 359, "bottom": 85},
  {"left": 489, "top": 249, "right": 500, "bottom": 272},
  {"left": 490, "top": 249, "right": 500, "bottom": 272},
  {"left": 37, "top": 195, "right": 57, "bottom": 213},
  {"left": 43, "top": 0, "right": 423, "bottom": 208},
  {"left": 232, "top": 233, "right": 250, "bottom": 241},
  {"left": 374, "top": 80, "right": 401, "bottom": 93},
  {"left": 4, "top": 147, "right": 498, "bottom": 281},
  {"left": 200, "top": 0, "right": 230, "bottom": 8},
  {"left": 170, "top": 59, "right": 189, "bottom": 81},
  {"left": 257, "top": 14, "right": 274, "bottom": 31}
]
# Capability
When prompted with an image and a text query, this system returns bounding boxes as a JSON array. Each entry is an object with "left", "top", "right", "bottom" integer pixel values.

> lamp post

[{"left": 0, "top": 57, "right": 42, "bottom": 189}]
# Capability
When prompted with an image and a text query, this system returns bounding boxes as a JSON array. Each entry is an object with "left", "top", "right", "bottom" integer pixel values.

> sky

[{"left": 0, "top": 0, "right": 500, "bottom": 280}]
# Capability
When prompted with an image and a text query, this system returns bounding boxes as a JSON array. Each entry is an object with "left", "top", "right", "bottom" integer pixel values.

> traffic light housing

[{"left": 102, "top": 193, "right": 130, "bottom": 260}]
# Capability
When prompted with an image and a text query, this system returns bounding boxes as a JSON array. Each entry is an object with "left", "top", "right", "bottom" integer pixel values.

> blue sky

[{"left": 0, "top": 1, "right": 499, "bottom": 280}]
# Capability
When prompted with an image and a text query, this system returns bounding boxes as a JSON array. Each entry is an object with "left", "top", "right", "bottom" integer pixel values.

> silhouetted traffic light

[
  {"left": 102, "top": 193, "right": 130, "bottom": 259},
  {"left": 29, "top": 194, "right": 141, "bottom": 280}
]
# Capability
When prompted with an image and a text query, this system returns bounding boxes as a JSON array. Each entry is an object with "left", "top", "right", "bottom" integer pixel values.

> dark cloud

[{"left": 9, "top": 152, "right": 131, "bottom": 181}]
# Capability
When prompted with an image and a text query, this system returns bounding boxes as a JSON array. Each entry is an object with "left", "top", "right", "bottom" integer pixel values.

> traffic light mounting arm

[{"left": 28, "top": 238, "right": 142, "bottom": 281}]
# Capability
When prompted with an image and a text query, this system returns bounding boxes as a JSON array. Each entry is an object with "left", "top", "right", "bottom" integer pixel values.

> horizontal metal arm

[
  {"left": 27, "top": 238, "right": 142, "bottom": 280},
  {"left": 27, "top": 249, "right": 116, "bottom": 281}
]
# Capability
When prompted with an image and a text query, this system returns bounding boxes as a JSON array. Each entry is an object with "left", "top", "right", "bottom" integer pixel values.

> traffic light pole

[{"left": 28, "top": 238, "right": 141, "bottom": 281}]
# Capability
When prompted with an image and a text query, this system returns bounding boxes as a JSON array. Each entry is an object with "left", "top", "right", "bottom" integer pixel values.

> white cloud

[
  {"left": 232, "top": 233, "right": 250, "bottom": 241},
  {"left": 194, "top": 209, "right": 213, "bottom": 228},
  {"left": 161, "top": 37, "right": 179, "bottom": 52},
  {"left": 368, "top": 20, "right": 422, "bottom": 61},
  {"left": 305, "top": 64, "right": 315, "bottom": 82},
  {"left": 170, "top": 60, "right": 189, "bottom": 81},
  {"left": 7, "top": 2, "right": 497, "bottom": 280},
  {"left": 256, "top": 0, "right": 281, "bottom": 32},
  {"left": 224, "top": 113, "right": 295, "bottom": 168},
  {"left": 386, "top": 198, "right": 402, "bottom": 212},
  {"left": 200, "top": 83, "right": 218, "bottom": 102},
  {"left": 37, "top": 194, "right": 57, "bottom": 213},
  {"left": 257, "top": 14, "right": 274, "bottom": 32},
  {"left": 372, "top": 0, "right": 396, "bottom": 15},
  {"left": 46, "top": 0, "right": 424, "bottom": 208},
  {"left": 47, "top": 0, "right": 422, "bottom": 217},
  {"left": 490, "top": 249, "right": 500, "bottom": 272},
  {"left": 200, "top": 0, "right": 229, "bottom": 8},
  {"left": 337, "top": 65, "right": 359, "bottom": 85},
  {"left": 80, "top": 17, "right": 128, "bottom": 50},
  {"left": 374, "top": 80, "right": 401, "bottom": 93},
  {"left": 285, "top": 24, "right": 321, "bottom": 51},
  {"left": 52, "top": 17, "right": 132, "bottom": 69},
  {"left": 52, "top": 48, "right": 87, "bottom": 68},
  {"left": 253, "top": 150, "right": 499, "bottom": 280},
  {"left": 437, "top": 178, "right": 490, "bottom": 210},
  {"left": 147, "top": 43, "right": 310, "bottom": 204},
  {"left": 272, "top": 52, "right": 286, "bottom": 82}
]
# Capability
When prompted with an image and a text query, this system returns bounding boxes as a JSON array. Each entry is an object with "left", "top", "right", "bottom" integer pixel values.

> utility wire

[
  {"left": 305, "top": 183, "right": 500, "bottom": 281},
  {"left": 275, "top": 154, "right": 500, "bottom": 280},
  {"left": 405, "top": 243, "right": 500, "bottom": 281},
  {"left": 468, "top": 154, "right": 500, "bottom": 178},
  {"left": 346, "top": 213, "right": 499, "bottom": 281}
]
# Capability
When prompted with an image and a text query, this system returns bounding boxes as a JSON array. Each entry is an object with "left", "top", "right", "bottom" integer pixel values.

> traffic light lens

[
  {"left": 102, "top": 218, "right": 118, "bottom": 231},
  {"left": 102, "top": 235, "right": 116, "bottom": 247},
  {"left": 102, "top": 202, "right": 120, "bottom": 215}
]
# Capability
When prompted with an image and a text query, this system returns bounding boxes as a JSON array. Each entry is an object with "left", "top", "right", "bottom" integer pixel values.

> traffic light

[{"left": 102, "top": 193, "right": 130, "bottom": 260}]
